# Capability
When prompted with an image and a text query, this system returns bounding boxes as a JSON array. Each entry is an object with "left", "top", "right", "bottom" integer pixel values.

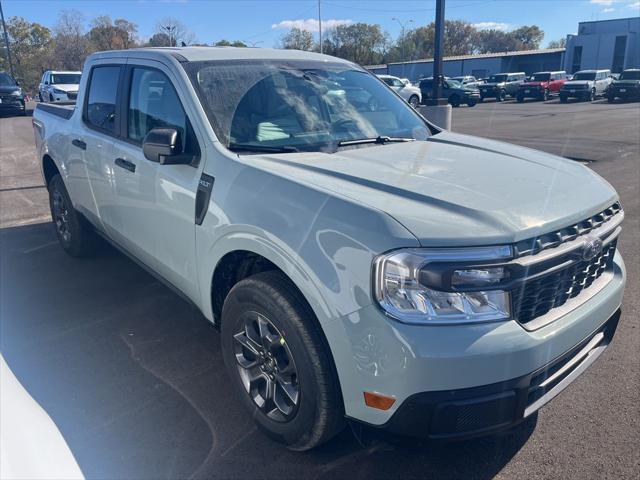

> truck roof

[{"left": 87, "top": 46, "right": 353, "bottom": 65}]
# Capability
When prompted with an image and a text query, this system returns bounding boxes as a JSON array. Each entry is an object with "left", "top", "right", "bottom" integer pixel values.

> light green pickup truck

[{"left": 33, "top": 47, "right": 625, "bottom": 450}]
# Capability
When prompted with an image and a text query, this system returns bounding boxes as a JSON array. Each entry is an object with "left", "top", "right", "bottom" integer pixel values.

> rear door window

[{"left": 85, "top": 66, "right": 121, "bottom": 134}]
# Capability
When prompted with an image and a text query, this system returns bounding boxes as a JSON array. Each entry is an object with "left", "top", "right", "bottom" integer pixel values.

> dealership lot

[{"left": 1, "top": 99, "right": 638, "bottom": 478}]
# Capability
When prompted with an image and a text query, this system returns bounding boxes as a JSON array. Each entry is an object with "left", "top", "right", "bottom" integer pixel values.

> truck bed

[{"left": 35, "top": 103, "right": 75, "bottom": 120}]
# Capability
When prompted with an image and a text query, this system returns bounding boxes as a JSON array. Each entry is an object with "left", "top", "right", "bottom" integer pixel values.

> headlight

[
  {"left": 52, "top": 88, "right": 67, "bottom": 94},
  {"left": 373, "top": 247, "right": 512, "bottom": 324},
  {"left": 10, "top": 89, "right": 22, "bottom": 96}
]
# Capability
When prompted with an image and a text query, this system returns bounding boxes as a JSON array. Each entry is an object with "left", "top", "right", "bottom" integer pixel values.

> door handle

[
  {"left": 71, "top": 139, "right": 86, "bottom": 150},
  {"left": 115, "top": 157, "right": 136, "bottom": 173}
]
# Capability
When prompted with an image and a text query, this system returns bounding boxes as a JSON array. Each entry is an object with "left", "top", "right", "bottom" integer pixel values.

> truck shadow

[{"left": 1, "top": 221, "right": 535, "bottom": 480}]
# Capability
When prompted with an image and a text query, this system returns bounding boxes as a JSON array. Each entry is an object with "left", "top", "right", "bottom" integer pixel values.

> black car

[
  {"left": 479, "top": 72, "right": 526, "bottom": 102},
  {"left": 0, "top": 71, "right": 26, "bottom": 115},
  {"left": 419, "top": 78, "right": 481, "bottom": 107},
  {"left": 607, "top": 69, "right": 640, "bottom": 102}
]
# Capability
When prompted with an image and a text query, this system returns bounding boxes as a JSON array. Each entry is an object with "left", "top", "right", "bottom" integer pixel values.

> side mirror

[
  {"left": 44, "top": 80, "right": 49, "bottom": 85},
  {"left": 142, "top": 128, "right": 189, "bottom": 164}
]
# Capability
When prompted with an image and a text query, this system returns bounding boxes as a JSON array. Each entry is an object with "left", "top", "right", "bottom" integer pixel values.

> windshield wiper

[
  {"left": 337, "top": 136, "right": 415, "bottom": 147},
  {"left": 228, "top": 143, "right": 299, "bottom": 153}
]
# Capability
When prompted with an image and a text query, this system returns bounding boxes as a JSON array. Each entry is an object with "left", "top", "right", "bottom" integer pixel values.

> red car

[{"left": 517, "top": 71, "right": 567, "bottom": 102}]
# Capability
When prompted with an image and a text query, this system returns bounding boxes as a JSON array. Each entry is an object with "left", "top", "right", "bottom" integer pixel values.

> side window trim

[
  {"left": 82, "top": 63, "right": 125, "bottom": 138},
  {"left": 121, "top": 64, "right": 201, "bottom": 165}
]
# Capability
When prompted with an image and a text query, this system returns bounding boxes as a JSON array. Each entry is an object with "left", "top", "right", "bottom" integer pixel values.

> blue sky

[{"left": 3, "top": 0, "right": 640, "bottom": 48}]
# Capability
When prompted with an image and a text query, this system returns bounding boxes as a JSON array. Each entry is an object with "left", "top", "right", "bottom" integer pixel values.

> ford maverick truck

[{"left": 33, "top": 47, "right": 626, "bottom": 450}]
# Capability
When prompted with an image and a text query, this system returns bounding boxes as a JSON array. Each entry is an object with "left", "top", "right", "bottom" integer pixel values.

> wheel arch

[{"left": 42, "top": 154, "right": 61, "bottom": 188}]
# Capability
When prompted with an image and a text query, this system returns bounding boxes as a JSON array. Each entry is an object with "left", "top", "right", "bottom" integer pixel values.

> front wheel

[
  {"left": 560, "top": 94, "right": 568, "bottom": 103},
  {"left": 448, "top": 94, "right": 461, "bottom": 107},
  {"left": 588, "top": 88, "right": 596, "bottom": 102},
  {"left": 48, "top": 175, "right": 97, "bottom": 257},
  {"left": 466, "top": 99, "right": 477, "bottom": 107},
  {"left": 408, "top": 95, "right": 419, "bottom": 109},
  {"left": 496, "top": 89, "right": 506, "bottom": 102},
  {"left": 542, "top": 89, "right": 549, "bottom": 101},
  {"left": 516, "top": 94, "right": 524, "bottom": 103},
  {"left": 607, "top": 95, "right": 615, "bottom": 103},
  {"left": 221, "top": 271, "right": 345, "bottom": 450}
]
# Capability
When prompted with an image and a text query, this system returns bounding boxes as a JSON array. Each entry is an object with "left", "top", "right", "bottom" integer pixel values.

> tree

[
  {"left": 476, "top": 29, "right": 519, "bottom": 54},
  {"left": 322, "top": 23, "right": 388, "bottom": 65},
  {"left": 0, "top": 17, "right": 53, "bottom": 94},
  {"left": 87, "top": 16, "right": 138, "bottom": 51},
  {"left": 52, "top": 10, "right": 88, "bottom": 70},
  {"left": 154, "top": 18, "right": 195, "bottom": 47},
  {"left": 279, "top": 28, "right": 315, "bottom": 51},
  {"left": 148, "top": 32, "right": 171, "bottom": 47},
  {"left": 214, "top": 39, "right": 247, "bottom": 47},
  {"left": 510, "top": 25, "right": 544, "bottom": 50},
  {"left": 547, "top": 37, "right": 566, "bottom": 49}
]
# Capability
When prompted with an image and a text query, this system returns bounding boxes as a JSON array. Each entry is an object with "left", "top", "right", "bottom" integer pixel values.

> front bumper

[
  {"left": 0, "top": 96, "right": 25, "bottom": 110},
  {"left": 519, "top": 87, "right": 546, "bottom": 98},
  {"left": 609, "top": 88, "right": 640, "bottom": 99},
  {"left": 325, "top": 252, "right": 625, "bottom": 432},
  {"left": 560, "top": 88, "right": 591, "bottom": 99}
]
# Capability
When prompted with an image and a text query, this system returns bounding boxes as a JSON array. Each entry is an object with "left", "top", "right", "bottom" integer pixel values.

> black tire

[
  {"left": 496, "top": 89, "right": 506, "bottom": 102},
  {"left": 448, "top": 94, "right": 461, "bottom": 107},
  {"left": 221, "top": 271, "right": 345, "bottom": 450},
  {"left": 466, "top": 99, "right": 477, "bottom": 107},
  {"left": 38, "top": 92, "right": 43, "bottom": 102},
  {"left": 542, "top": 89, "right": 549, "bottom": 101},
  {"left": 49, "top": 92, "right": 54, "bottom": 103},
  {"left": 560, "top": 95, "right": 568, "bottom": 103},
  {"left": 588, "top": 88, "right": 596, "bottom": 102},
  {"left": 516, "top": 94, "right": 524, "bottom": 103},
  {"left": 48, "top": 174, "right": 97, "bottom": 257},
  {"left": 408, "top": 95, "right": 419, "bottom": 109},
  {"left": 607, "top": 95, "right": 615, "bottom": 103}
]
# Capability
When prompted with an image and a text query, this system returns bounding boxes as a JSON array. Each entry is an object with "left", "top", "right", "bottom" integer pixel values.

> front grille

[
  {"left": 514, "top": 202, "right": 622, "bottom": 257},
  {"left": 67, "top": 92, "right": 78, "bottom": 100},
  {"left": 513, "top": 239, "right": 616, "bottom": 325}
]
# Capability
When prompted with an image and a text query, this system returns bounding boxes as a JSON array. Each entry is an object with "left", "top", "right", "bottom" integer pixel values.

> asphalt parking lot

[{"left": 1, "top": 99, "right": 639, "bottom": 479}]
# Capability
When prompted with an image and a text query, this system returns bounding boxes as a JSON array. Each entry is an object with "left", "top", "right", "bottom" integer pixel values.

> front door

[{"left": 109, "top": 62, "right": 205, "bottom": 301}]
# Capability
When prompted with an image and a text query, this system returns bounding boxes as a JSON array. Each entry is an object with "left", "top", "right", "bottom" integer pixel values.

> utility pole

[
  {"left": 392, "top": 18, "right": 413, "bottom": 77},
  {"left": 432, "top": 0, "right": 445, "bottom": 102},
  {"left": 318, "top": 0, "right": 323, "bottom": 54},
  {"left": 0, "top": 0, "right": 15, "bottom": 78},
  {"left": 422, "top": 0, "right": 451, "bottom": 130}
]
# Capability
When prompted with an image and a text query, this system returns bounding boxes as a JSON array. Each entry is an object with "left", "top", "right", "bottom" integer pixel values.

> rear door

[
  {"left": 108, "top": 60, "right": 205, "bottom": 301},
  {"left": 73, "top": 62, "right": 125, "bottom": 234}
]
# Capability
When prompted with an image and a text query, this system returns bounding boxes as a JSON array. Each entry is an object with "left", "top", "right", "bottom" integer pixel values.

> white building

[{"left": 564, "top": 17, "right": 640, "bottom": 74}]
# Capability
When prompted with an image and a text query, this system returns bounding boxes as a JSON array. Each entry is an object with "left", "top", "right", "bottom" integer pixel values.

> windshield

[
  {"left": 445, "top": 80, "right": 462, "bottom": 88},
  {"left": 573, "top": 72, "right": 596, "bottom": 81},
  {"left": 488, "top": 74, "right": 507, "bottom": 83},
  {"left": 532, "top": 73, "right": 551, "bottom": 81},
  {"left": 0, "top": 73, "right": 16, "bottom": 86},
  {"left": 50, "top": 73, "right": 81, "bottom": 85},
  {"left": 619, "top": 71, "right": 640, "bottom": 80},
  {"left": 187, "top": 60, "right": 431, "bottom": 154}
]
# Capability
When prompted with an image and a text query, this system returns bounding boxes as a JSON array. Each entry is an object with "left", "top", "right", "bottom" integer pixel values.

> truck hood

[
  {"left": 0, "top": 85, "right": 21, "bottom": 95},
  {"left": 563, "top": 80, "right": 592, "bottom": 87},
  {"left": 50, "top": 84, "right": 78, "bottom": 92},
  {"left": 246, "top": 131, "right": 617, "bottom": 246}
]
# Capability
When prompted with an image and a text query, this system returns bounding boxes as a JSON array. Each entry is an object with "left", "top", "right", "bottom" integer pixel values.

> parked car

[
  {"left": 517, "top": 71, "right": 567, "bottom": 102},
  {"left": 419, "top": 77, "right": 480, "bottom": 107},
  {"left": 377, "top": 74, "right": 421, "bottom": 108},
  {"left": 33, "top": 47, "right": 626, "bottom": 450},
  {"left": 479, "top": 72, "right": 526, "bottom": 101},
  {"left": 607, "top": 69, "right": 640, "bottom": 102},
  {"left": 559, "top": 69, "right": 612, "bottom": 102},
  {"left": 450, "top": 75, "right": 483, "bottom": 88},
  {"left": 38, "top": 71, "right": 81, "bottom": 103},
  {"left": 0, "top": 71, "right": 26, "bottom": 116}
]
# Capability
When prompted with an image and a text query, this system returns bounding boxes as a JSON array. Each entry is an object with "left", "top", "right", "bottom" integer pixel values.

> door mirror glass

[{"left": 143, "top": 128, "right": 184, "bottom": 164}]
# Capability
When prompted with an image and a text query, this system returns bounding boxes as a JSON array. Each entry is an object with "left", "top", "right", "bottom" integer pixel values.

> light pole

[
  {"left": 0, "top": 0, "right": 15, "bottom": 78},
  {"left": 392, "top": 17, "right": 413, "bottom": 77},
  {"left": 318, "top": 0, "right": 323, "bottom": 54},
  {"left": 423, "top": 0, "right": 451, "bottom": 130}
]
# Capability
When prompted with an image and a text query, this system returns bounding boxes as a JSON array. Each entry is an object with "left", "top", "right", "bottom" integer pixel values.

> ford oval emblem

[{"left": 582, "top": 237, "right": 603, "bottom": 261}]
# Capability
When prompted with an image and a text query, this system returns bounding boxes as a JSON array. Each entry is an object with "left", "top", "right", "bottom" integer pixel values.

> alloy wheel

[
  {"left": 233, "top": 312, "right": 300, "bottom": 422},
  {"left": 52, "top": 189, "right": 71, "bottom": 244}
]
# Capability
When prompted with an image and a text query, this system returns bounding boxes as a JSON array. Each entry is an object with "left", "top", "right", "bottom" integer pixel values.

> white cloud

[
  {"left": 472, "top": 22, "right": 512, "bottom": 31},
  {"left": 271, "top": 18, "right": 352, "bottom": 32},
  {"left": 602, "top": 7, "right": 615, "bottom": 11},
  {"left": 590, "top": 0, "right": 615, "bottom": 5},
  {"left": 629, "top": 1, "right": 640, "bottom": 8}
]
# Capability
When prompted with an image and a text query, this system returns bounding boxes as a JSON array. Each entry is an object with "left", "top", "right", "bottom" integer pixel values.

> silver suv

[
  {"left": 560, "top": 69, "right": 612, "bottom": 102},
  {"left": 33, "top": 47, "right": 626, "bottom": 450}
]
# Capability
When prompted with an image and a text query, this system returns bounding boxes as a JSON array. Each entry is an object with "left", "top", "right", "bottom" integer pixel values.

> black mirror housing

[{"left": 143, "top": 128, "right": 184, "bottom": 164}]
